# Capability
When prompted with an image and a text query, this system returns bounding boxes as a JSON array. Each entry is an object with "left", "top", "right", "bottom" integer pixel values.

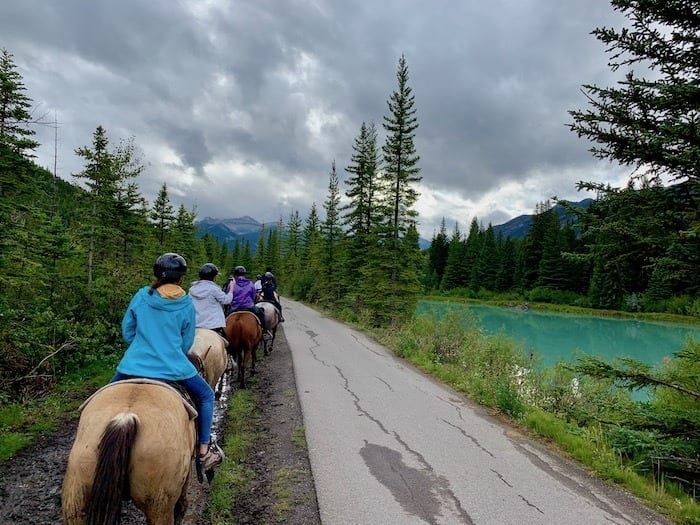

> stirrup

[{"left": 198, "top": 441, "right": 225, "bottom": 471}]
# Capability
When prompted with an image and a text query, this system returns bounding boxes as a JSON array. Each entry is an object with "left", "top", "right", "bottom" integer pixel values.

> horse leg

[
  {"left": 173, "top": 470, "right": 191, "bottom": 525},
  {"left": 238, "top": 354, "right": 245, "bottom": 389}
]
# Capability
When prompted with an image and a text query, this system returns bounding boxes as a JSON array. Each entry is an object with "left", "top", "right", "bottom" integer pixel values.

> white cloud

[{"left": 1, "top": 0, "right": 638, "bottom": 242}]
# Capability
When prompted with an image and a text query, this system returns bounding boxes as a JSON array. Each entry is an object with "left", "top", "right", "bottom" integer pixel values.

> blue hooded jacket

[{"left": 117, "top": 284, "right": 197, "bottom": 381}]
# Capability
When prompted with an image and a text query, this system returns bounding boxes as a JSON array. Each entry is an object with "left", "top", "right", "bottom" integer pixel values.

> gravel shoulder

[{"left": 0, "top": 325, "right": 321, "bottom": 524}]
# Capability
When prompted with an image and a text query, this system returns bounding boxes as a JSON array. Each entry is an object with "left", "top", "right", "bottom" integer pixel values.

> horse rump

[{"left": 85, "top": 412, "right": 139, "bottom": 525}]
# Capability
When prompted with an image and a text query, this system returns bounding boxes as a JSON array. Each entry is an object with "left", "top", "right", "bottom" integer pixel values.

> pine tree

[
  {"left": 150, "top": 182, "right": 175, "bottom": 247},
  {"left": 382, "top": 55, "right": 421, "bottom": 249},
  {"left": 254, "top": 224, "right": 266, "bottom": 273},
  {"left": 342, "top": 121, "right": 382, "bottom": 296},
  {"left": 478, "top": 224, "right": 498, "bottom": 291},
  {"left": 322, "top": 161, "right": 343, "bottom": 303},
  {"left": 265, "top": 224, "right": 281, "bottom": 275},
  {"left": 427, "top": 218, "right": 449, "bottom": 288},
  {"left": 171, "top": 204, "right": 200, "bottom": 264},
  {"left": 74, "top": 126, "right": 143, "bottom": 283},
  {"left": 295, "top": 204, "right": 323, "bottom": 300},
  {"left": 281, "top": 210, "right": 302, "bottom": 284},
  {"left": 569, "top": 0, "right": 700, "bottom": 304},
  {"left": 440, "top": 223, "right": 465, "bottom": 290},
  {"left": 0, "top": 48, "right": 38, "bottom": 156},
  {"left": 379, "top": 55, "right": 422, "bottom": 323},
  {"left": 569, "top": 0, "right": 700, "bottom": 187}
]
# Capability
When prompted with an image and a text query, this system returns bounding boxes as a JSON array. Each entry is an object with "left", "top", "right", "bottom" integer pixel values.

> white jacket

[{"left": 188, "top": 279, "right": 232, "bottom": 329}]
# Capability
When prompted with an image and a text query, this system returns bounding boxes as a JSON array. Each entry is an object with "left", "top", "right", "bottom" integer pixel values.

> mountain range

[{"left": 195, "top": 199, "right": 593, "bottom": 250}]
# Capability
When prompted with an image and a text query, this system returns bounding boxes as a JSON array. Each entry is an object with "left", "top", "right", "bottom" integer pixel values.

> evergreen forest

[{"left": 1, "top": 1, "right": 699, "bottom": 517}]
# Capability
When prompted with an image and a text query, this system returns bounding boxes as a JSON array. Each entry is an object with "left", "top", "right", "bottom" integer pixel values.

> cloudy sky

[{"left": 2, "top": 0, "right": 632, "bottom": 239}]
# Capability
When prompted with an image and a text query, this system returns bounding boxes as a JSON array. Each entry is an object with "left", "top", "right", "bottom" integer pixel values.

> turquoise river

[{"left": 417, "top": 301, "right": 700, "bottom": 369}]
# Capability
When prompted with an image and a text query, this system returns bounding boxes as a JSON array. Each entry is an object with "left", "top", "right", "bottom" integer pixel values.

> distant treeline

[{"left": 423, "top": 182, "right": 700, "bottom": 315}]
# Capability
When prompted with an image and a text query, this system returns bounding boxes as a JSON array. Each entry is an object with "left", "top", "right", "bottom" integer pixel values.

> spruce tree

[
  {"left": 150, "top": 182, "right": 175, "bottom": 248},
  {"left": 342, "top": 122, "right": 382, "bottom": 296},
  {"left": 322, "top": 161, "right": 344, "bottom": 303},
  {"left": 569, "top": 0, "right": 700, "bottom": 304},
  {"left": 379, "top": 55, "right": 422, "bottom": 322},
  {"left": 281, "top": 210, "right": 302, "bottom": 283},
  {"left": 75, "top": 127, "right": 143, "bottom": 283},
  {"left": 0, "top": 48, "right": 38, "bottom": 155},
  {"left": 382, "top": 55, "right": 421, "bottom": 248},
  {"left": 440, "top": 223, "right": 465, "bottom": 290},
  {"left": 427, "top": 218, "right": 449, "bottom": 288},
  {"left": 569, "top": 0, "right": 699, "bottom": 186}
]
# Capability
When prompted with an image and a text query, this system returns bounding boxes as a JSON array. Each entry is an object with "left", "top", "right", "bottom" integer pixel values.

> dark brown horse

[{"left": 224, "top": 311, "right": 262, "bottom": 388}]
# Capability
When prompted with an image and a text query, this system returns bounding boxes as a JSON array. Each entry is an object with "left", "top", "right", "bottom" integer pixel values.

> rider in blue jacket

[{"left": 111, "top": 253, "right": 225, "bottom": 472}]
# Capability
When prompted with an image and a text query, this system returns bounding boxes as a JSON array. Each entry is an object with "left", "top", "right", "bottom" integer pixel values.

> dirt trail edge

[{"left": 0, "top": 326, "right": 321, "bottom": 525}]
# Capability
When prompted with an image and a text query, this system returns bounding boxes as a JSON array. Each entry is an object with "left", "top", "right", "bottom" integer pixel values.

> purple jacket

[{"left": 230, "top": 276, "right": 255, "bottom": 309}]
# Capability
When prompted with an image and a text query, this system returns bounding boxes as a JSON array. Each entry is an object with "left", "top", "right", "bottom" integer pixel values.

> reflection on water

[{"left": 418, "top": 301, "right": 700, "bottom": 368}]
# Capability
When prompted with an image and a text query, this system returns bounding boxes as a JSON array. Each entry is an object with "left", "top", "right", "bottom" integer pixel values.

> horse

[
  {"left": 255, "top": 289, "right": 280, "bottom": 305},
  {"left": 256, "top": 301, "right": 281, "bottom": 354},
  {"left": 62, "top": 380, "right": 197, "bottom": 524},
  {"left": 188, "top": 328, "right": 229, "bottom": 395},
  {"left": 224, "top": 311, "right": 262, "bottom": 389}
]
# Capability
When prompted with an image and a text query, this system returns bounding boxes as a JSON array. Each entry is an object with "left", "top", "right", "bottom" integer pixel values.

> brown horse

[
  {"left": 188, "top": 328, "right": 228, "bottom": 395},
  {"left": 256, "top": 301, "right": 281, "bottom": 354},
  {"left": 62, "top": 380, "right": 197, "bottom": 524},
  {"left": 224, "top": 311, "right": 262, "bottom": 389}
]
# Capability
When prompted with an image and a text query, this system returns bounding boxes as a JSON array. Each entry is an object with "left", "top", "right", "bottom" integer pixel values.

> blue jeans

[{"left": 110, "top": 372, "right": 215, "bottom": 445}]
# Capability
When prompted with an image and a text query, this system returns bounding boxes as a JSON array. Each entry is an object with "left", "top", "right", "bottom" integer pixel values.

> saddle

[
  {"left": 80, "top": 378, "right": 198, "bottom": 419},
  {"left": 230, "top": 309, "right": 263, "bottom": 328}
]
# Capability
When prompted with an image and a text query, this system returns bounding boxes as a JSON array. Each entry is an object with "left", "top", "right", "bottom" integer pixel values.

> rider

[
  {"left": 189, "top": 263, "right": 232, "bottom": 340},
  {"left": 254, "top": 274, "right": 263, "bottom": 296},
  {"left": 261, "top": 271, "right": 284, "bottom": 322},
  {"left": 227, "top": 265, "right": 271, "bottom": 338},
  {"left": 110, "top": 253, "right": 225, "bottom": 472}
]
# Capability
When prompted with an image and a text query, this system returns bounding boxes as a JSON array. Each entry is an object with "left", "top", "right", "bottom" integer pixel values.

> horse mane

[{"left": 85, "top": 412, "right": 139, "bottom": 525}]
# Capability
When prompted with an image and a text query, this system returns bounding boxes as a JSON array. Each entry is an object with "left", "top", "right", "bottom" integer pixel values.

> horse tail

[{"left": 85, "top": 412, "right": 139, "bottom": 525}]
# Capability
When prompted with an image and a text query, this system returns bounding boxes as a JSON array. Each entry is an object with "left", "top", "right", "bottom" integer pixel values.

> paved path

[{"left": 283, "top": 299, "right": 669, "bottom": 525}]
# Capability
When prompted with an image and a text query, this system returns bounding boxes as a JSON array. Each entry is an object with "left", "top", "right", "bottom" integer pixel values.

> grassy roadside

[
  {"left": 0, "top": 362, "right": 113, "bottom": 461},
  {"left": 208, "top": 387, "right": 257, "bottom": 524}
]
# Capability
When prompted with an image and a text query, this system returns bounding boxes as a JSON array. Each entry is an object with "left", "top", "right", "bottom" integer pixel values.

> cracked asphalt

[{"left": 283, "top": 299, "right": 670, "bottom": 525}]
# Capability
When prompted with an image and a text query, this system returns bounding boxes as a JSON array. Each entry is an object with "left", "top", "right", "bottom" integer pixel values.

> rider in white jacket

[{"left": 189, "top": 263, "right": 232, "bottom": 337}]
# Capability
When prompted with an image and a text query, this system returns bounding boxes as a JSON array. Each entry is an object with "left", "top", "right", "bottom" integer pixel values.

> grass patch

[
  {"left": 272, "top": 466, "right": 299, "bottom": 521},
  {"left": 291, "top": 425, "right": 306, "bottom": 449},
  {"left": 208, "top": 388, "right": 258, "bottom": 524}
]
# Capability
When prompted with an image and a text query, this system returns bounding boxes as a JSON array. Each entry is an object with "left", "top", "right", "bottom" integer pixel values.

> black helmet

[
  {"left": 264, "top": 271, "right": 274, "bottom": 279},
  {"left": 234, "top": 265, "right": 247, "bottom": 276},
  {"left": 153, "top": 253, "right": 187, "bottom": 281},
  {"left": 199, "top": 263, "right": 219, "bottom": 281}
]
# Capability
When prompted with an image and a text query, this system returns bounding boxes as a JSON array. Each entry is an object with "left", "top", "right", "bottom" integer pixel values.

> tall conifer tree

[{"left": 379, "top": 55, "right": 422, "bottom": 322}]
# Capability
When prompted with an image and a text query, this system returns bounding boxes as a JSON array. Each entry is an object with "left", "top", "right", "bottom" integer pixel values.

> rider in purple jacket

[{"left": 227, "top": 266, "right": 269, "bottom": 336}]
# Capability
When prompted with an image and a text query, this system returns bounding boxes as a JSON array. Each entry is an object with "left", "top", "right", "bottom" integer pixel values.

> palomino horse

[
  {"left": 224, "top": 311, "right": 262, "bottom": 389},
  {"left": 188, "top": 328, "right": 228, "bottom": 395},
  {"left": 62, "top": 380, "right": 197, "bottom": 524},
  {"left": 256, "top": 301, "right": 281, "bottom": 354}
]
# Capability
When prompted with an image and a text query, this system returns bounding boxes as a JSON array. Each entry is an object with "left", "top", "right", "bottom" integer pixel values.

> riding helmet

[
  {"left": 153, "top": 253, "right": 187, "bottom": 280},
  {"left": 199, "top": 263, "right": 219, "bottom": 281},
  {"left": 264, "top": 271, "right": 274, "bottom": 279},
  {"left": 234, "top": 265, "right": 247, "bottom": 276}
]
